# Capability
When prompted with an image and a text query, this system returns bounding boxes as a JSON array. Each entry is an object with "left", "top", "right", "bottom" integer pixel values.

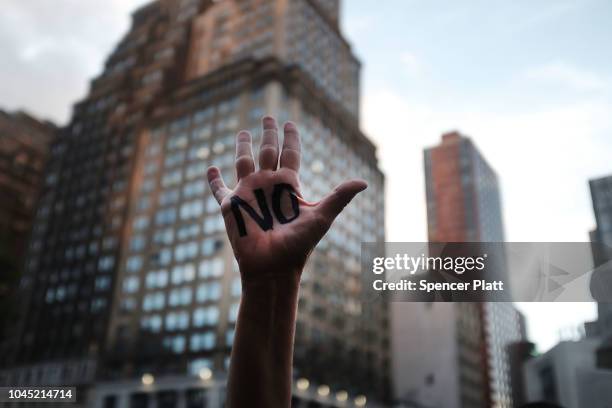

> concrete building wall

[
  {"left": 524, "top": 340, "right": 599, "bottom": 408},
  {"left": 392, "top": 302, "right": 461, "bottom": 408}
]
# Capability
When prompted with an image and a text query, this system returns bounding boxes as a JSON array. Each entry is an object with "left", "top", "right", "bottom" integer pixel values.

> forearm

[{"left": 226, "top": 273, "right": 300, "bottom": 408}]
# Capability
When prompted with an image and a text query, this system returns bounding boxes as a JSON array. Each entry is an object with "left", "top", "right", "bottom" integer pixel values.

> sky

[{"left": 1, "top": 0, "right": 611, "bottom": 352}]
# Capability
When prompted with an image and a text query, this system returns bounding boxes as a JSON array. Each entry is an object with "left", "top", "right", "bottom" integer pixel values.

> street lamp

[
  {"left": 198, "top": 367, "right": 212, "bottom": 381},
  {"left": 296, "top": 378, "right": 310, "bottom": 391},
  {"left": 141, "top": 373, "right": 154, "bottom": 386},
  {"left": 317, "top": 385, "right": 330, "bottom": 397},
  {"left": 354, "top": 395, "right": 367, "bottom": 406}
]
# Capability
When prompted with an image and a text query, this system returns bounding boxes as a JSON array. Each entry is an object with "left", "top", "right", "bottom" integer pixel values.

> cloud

[
  {"left": 362, "top": 87, "right": 612, "bottom": 243},
  {"left": 525, "top": 61, "right": 611, "bottom": 92},
  {"left": 0, "top": 0, "right": 149, "bottom": 123},
  {"left": 362, "top": 87, "right": 611, "bottom": 352}
]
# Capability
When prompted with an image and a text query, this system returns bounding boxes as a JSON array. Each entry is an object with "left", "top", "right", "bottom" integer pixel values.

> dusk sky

[{"left": 2, "top": 0, "right": 611, "bottom": 351}]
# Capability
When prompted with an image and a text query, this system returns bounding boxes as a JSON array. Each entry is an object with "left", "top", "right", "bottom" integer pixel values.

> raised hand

[
  {"left": 206, "top": 116, "right": 367, "bottom": 281},
  {"left": 210, "top": 116, "right": 367, "bottom": 408}
]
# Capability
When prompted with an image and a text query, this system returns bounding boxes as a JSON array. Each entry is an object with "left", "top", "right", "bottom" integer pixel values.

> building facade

[
  {"left": 586, "top": 174, "right": 612, "bottom": 370},
  {"left": 0, "top": 110, "right": 56, "bottom": 368},
  {"left": 3, "top": 1, "right": 388, "bottom": 407},
  {"left": 392, "top": 132, "right": 522, "bottom": 408},
  {"left": 524, "top": 340, "right": 612, "bottom": 408},
  {"left": 0, "top": 110, "right": 55, "bottom": 261}
]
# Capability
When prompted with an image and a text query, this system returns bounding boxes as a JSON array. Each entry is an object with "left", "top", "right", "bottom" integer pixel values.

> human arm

[{"left": 207, "top": 116, "right": 366, "bottom": 408}]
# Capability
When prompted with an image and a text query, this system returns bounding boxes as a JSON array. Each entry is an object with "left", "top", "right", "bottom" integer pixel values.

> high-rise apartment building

[
  {"left": 587, "top": 174, "right": 612, "bottom": 368},
  {"left": 0, "top": 109, "right": 56, "bottom": 365},
  {"left": 392, "top": 131, "right": 522, "bottom": 408},
  {"left": 2, "top": 1, "right": 388, "bottom": 407},
  {"left": 0, "top": 110, "right": 56, "bottom": 259}
]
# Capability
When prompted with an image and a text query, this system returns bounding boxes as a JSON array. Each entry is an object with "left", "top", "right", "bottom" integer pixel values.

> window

[
  {"left": 126, "top": 256, "right": 143, "bottom": 273},
  {"left": 130, "top": 235, "right": 146, "bottom": 251},
  {"left": 167, "top": 133, "right": 189, "bottom": 150},
  {"left": 165, "top": 311, "right": 189, "bottom": 330},
  {"left": 190, "top": 332, "right": 216, "bottom": 351},
  {"left": 228, "top": 302, "right": 239, "bottom": 322},
  {"left": 206, "top": 196, "right": 218, "bottom": 212},
  {"left": 143, "top": 292, "right": 165, "bottom": 311},
  {"left": 226, "top": 329, "right": 235, "bottom": 346},
  {"left": 170, "top": 116, "right": 190, "bottom": 132},
  {"left": 141, "top": 315, "right": 162, "bottom": 333},
  {"left": 183, "top": 180, "right": 206, "bottom": 198},
  {"left": 249, "top": 106, "right": 265, "bottom": 121},
  {"left": 141, "top": 178, "right": 155, "bottom": 193},
  {"left": 98, "top": 256, "right": 115, "bottom": 271},
  {"left": 146, "top": 143, "right": 161, "bottom": 157},
  {"left": 146, "top": 270, "right": 168, "bottom": 288},
  {"left": 159, "top": 189, "right": 179, "bottom": 206},
  {"left": 169, "top": 287, "right": 192, "bottom": 306},
  {"left": 191, "top": 125, "right": 212, "bottom": 141},
  {"left": 196, "top": 282, "right": 221, "bottom": 302},
  {"left": 203, "top": 216, "right": 224, "bottom": 233},
  {"left": 177, "top": 224, "right": 199, "bottom": 240},
  {"left": 164, "top": 151, "right": 185, "bottom": 168},
  {"left": 199, "top": 258, "right": 224, "bottom": 278},
  {"left": 161, "top": 169, "right": 182, "bottom": 187},
  {"left": 155, "top": 208, "right": 176, "bottom": 225},
  {"left": 144, "top": 162, "right": 158, "bottom": 176},
  {"left": 175, "top": 241, "right": 198, "bottom": 262},
  {"left": 91, "top": 298, "right": 107, "bottom": 312},
  {"left": 231, "top": 278, "right": 241, "bottom": 297},
  {"left": 188, "top": 145, "right": 210, "bottom": 161},
  {"left": 133, "top": 216, "right": 149, "bottom": 231},
  {"left": 193, "top": 107, "right": 214, "bottom": 124},
  {"left": 193, "top": 306, "right": 219, "bottom": 327},
  {"left": 186, "top": 162, "right": 206, "bottom": 180},
  {"left": 150, "top": 248, "right": 172, "bottom": 266},
  {"left": 180, "top": 200, "right": 204, "bottom": 219},
  {"left": 153, "top": 228, "right": 174, "bottom": 245},
  {"left": 102, "top": 237, "right": 117, "bottom": 250},
  {"left": 121, "top": 297, "right": 136, "bottom": 312},
  {"left": 171, "top": 263, "right": 196, "bottom": 285},
  {"left": 202, "top": 238, "right": 223, "bottom": 256},
  {"left": 95, "top": 276, "right": 111, "bottom": 291},
  {"left": 163, "top": 335, "right": 185, "bottom": 353},
  {"left": 123, "top": 276, "right": 139, "bottom": 293},
  {"left": 188, "top": 359, "right": 213, "bottom": 376}
]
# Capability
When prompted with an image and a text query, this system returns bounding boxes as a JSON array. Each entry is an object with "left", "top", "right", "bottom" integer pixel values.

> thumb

[{"left": 316, "top": 179, "right": 368, "bottom": 225}]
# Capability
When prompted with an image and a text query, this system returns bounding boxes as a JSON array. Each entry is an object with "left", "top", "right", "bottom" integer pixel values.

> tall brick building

[
  {"left": 2, "top": 1, "right": 388, "bottom": 407},
  {"left": 393, "top": 132, "right": 523, "bottom": 408},
  {"left": 0, "top": 110, "right": 55, "bottom": 261},
  {"left": 0, "top": 110, "right": 56, "bottom": 364}
]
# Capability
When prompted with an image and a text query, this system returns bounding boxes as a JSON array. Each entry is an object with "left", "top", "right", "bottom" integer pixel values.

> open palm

[{"left": 207, "top": 116, "right": 366, "bottom": 280}]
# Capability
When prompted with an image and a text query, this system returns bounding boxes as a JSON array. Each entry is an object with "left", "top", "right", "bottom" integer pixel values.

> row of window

[{"left": 140, "top": 303, "right": 238, "bottom": 333}]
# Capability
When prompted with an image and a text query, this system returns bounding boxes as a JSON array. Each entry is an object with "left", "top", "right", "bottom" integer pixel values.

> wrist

[{"left": 240, "top": 271, "right": 301, "bottom": 295}]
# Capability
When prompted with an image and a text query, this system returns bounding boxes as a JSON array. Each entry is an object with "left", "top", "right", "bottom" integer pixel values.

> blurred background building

[
  {"left": 523, "top": 339, "right": 612, "bottom": 408},
  {"left": 0, "top": 109, "right": 56, "bottom": 367},
  {"left": 0, "top": 0, "right": 388, "bottom": 407},
  {"left": 523, "top": 173, "right": 612, "bottom": 408},
  {"left": 587, "top": 175, "right": 612, "bottom": 346},
  {"left": 392, "top": 132, "right": 524, "bottom": 408}
]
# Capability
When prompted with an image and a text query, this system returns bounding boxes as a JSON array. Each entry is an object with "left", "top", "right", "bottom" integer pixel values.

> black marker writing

[
  {"left": 272, "top": 183, "right": 300, "bottom": 224},
  {"left": 230, "top": 183, "right": 301, "bottom": 237},
  {"left": 230, "top": 188, "right": 273, "bottom": 237}
]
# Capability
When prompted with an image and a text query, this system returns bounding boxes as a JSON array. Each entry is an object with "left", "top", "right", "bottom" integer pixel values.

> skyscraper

[
  {"left": 587, "top": 174, "right": 612, "bottom": 368},
  {"left": 0, "top": 109, "right": 56, "bottom": 367},
  {"left": 392, "top": 131, "right": 522, "bottom": 408},
  {"left": 2, "top": 1, "right": 388, "bottom": 406}
]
